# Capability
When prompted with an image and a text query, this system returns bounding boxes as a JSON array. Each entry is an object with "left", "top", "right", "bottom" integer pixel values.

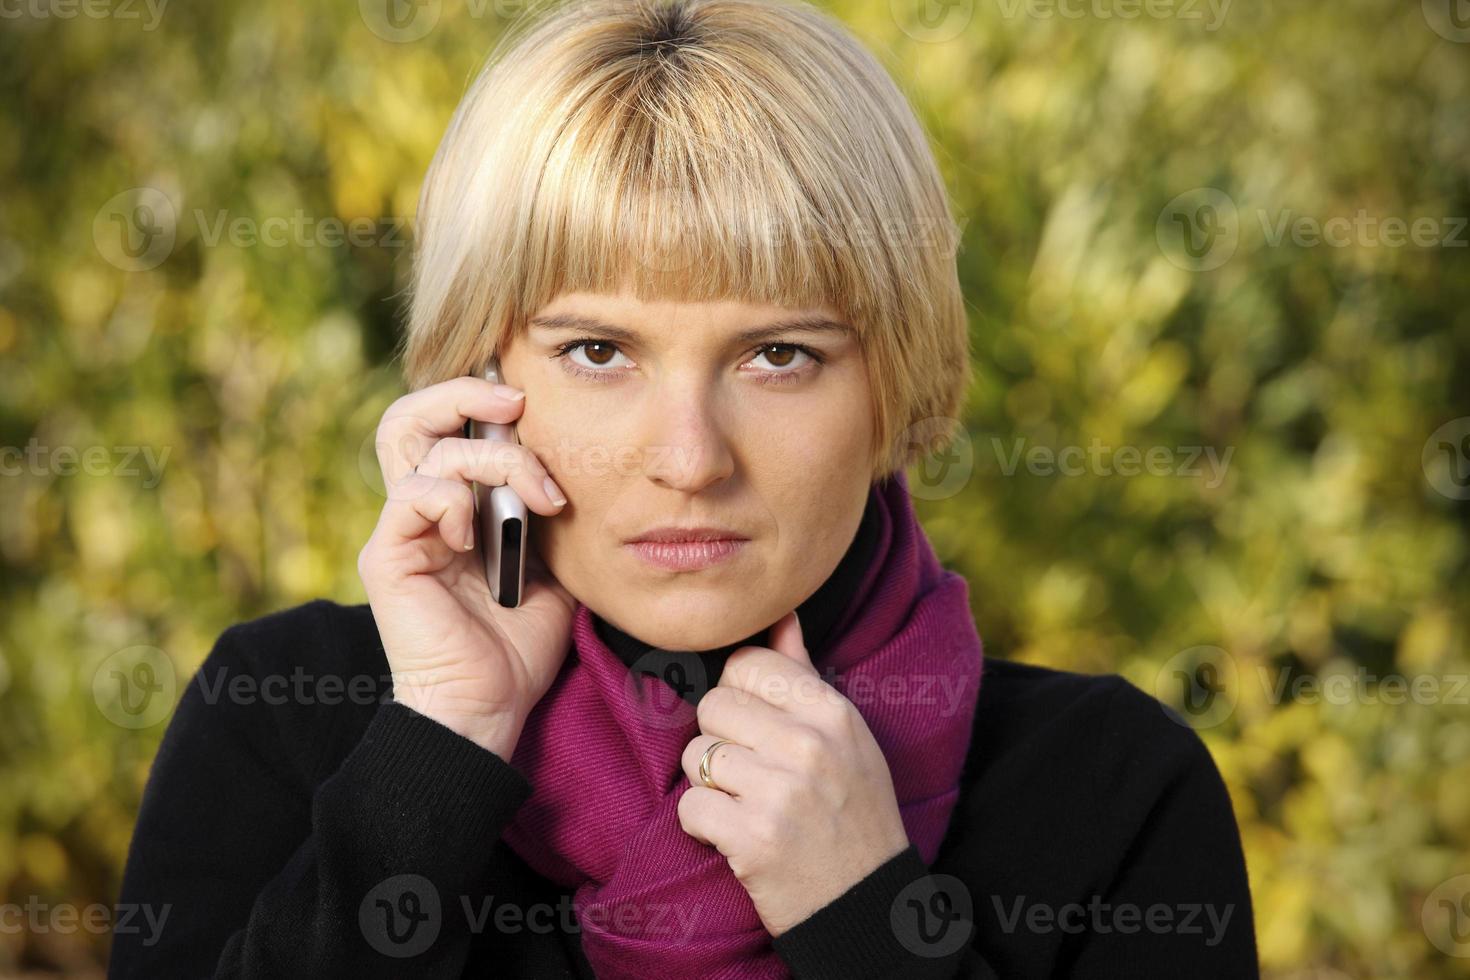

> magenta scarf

[{"left": 501, "top": 469, "right": 984, "bottom": 979}]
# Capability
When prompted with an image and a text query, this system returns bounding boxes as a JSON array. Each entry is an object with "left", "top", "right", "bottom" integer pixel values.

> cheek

[
  {"left": 742, "top": 405, "right": 870, "bottom": 496},
  {"left": 518, "top": 407, "right": 626, "bottom": 489}
]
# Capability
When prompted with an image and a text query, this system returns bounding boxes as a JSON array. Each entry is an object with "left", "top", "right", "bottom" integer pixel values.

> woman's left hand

[{"left": 677, "top": 611, "right": 911, "bottom": 938}]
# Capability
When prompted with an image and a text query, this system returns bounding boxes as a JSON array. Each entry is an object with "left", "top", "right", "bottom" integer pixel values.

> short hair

[{"left": 402, "top": 0, "right": 970, "bottom": 480}]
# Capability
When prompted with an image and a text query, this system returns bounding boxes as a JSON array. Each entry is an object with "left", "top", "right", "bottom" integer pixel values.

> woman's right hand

[{"left": 357, "top": 375, "right": 576, "bottom": 759}]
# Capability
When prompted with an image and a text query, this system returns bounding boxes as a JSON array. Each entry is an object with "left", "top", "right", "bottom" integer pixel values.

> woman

[{"left": 111, "top": 0, "right": 1258, "bottom": 976}]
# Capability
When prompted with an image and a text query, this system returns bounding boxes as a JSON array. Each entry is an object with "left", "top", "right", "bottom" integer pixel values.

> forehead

[{"left": 527, "top": 290, "right": 852, "bottom": 345}]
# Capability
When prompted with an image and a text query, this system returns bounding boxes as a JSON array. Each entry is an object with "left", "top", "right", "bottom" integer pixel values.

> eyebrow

[{"left": 527, "top": 312, "right": 855, "bottom": 346}]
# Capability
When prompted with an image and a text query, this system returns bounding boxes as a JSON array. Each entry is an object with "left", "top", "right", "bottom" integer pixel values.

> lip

[
  {"left": 626, "top": 526, "right": 749, "bottom": 544},
  {"left": 624, "top": 526, "right": 750, "bottom": 572}
]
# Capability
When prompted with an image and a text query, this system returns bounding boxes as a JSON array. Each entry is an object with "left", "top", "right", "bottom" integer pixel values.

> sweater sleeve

[
  {"left": 771, "top": 676, "right": 1258, "bottom": 979},
  {"left": 771, "top": 844, "right": 1001, "bottom": 979},
  {"left": 108, "top": 617, "right": 534, "bottom": 979},
  {"left": 1057, "top": 680, "right": 1258, "bottom": 977}
]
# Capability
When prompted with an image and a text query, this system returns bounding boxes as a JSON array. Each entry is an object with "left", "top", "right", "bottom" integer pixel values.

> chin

[{"left": 605, "top": 589, "right": 767, "bottom": 652}]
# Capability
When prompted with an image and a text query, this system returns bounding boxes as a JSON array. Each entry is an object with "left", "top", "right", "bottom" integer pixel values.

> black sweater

[{"left": 110, "top": 590, "right": 1259, "bottom": 978}]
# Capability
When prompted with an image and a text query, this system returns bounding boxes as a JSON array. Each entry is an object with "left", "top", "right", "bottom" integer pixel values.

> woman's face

[{"left": 498, "top": 287, "right": 875, "bottom": 651}]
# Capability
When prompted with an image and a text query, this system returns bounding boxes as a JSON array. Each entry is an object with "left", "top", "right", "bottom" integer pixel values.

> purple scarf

[{"left": 501, "top": 469, "right": 984, "bottom": 978}]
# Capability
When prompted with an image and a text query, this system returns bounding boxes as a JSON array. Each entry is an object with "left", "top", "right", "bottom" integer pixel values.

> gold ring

[{"left": 698, "top": 739, "right": 733, "bottom": 791}]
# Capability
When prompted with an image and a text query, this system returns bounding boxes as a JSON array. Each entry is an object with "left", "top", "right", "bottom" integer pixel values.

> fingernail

[
  {"left": 494, "top": 384, "right": 524, "bottom": 400},
  {"left": 543, "top": 476, "right": 567, "bottom": 507},
  {"left": 463, "top": 529, "right": 474, "bottom": 550}
]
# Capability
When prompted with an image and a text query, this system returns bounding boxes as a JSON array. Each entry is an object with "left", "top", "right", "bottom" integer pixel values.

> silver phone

[{"left": 468, "top": 358, "right": 528, "bottom": 608}]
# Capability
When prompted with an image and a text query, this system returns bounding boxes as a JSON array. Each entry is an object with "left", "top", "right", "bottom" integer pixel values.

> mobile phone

[{"left": 468, "top": 357, "right": 527, "bottom": 608}]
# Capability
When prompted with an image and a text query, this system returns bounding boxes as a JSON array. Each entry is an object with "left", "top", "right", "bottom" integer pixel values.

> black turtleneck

[
  {"left": 591, "top": 486, "right": 883, "bottom": 705},
  {"left": 111, "top": 487, "right": 1260, "bottom": 979}
]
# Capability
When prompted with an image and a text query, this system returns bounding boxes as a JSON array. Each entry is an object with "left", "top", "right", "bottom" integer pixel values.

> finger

[
  {"left": 372, "top": 473, "right": 478, "bottom": 557},
  {"left": 680, "top": 734, "right": 761, "bottom": 798},
  {"left": 719, "top": 644, "right": 835, "bottom": 714},
  {"left": 767, "top": 610, "right": 812, "bottom": 669},
  {"left": 695, "top": 683, "right": 793, "bottom": 749},
  {"left": 375, "top": 377, "right": 527, "bottom": 484},
  {"left": 414, "top": 437, "right": 566, "bottom": 515},
  {"left": 677, "top": 784, "right": 742, "bottom": 849}
]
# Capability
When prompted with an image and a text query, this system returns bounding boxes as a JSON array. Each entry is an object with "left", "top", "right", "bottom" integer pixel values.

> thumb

[{"left": 767, "top": 609, "right": 813, "bottom": 670}]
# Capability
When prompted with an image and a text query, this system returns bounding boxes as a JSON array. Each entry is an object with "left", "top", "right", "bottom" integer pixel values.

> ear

[{"left": 767, "top": 610, "right": 813, "bottom": 670}]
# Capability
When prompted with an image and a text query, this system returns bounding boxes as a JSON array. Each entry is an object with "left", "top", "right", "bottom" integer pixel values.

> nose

[{"left": 639, "top": 377, "right": 735, "bottom": 493}]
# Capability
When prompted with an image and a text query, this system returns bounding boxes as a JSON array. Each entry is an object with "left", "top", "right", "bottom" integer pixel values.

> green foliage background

[{"left": 1, "top": 0, "right": 1467, "bottom": 975}]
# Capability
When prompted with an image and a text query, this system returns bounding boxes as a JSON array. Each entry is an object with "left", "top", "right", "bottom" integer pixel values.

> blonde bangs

[{"left": 404, "top": 0, "right": 970, "bottom": 478}]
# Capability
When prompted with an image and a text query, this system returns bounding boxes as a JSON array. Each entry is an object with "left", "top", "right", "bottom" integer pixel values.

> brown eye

[
  {"left": 759, "top": 344, "right": 796, "bottom": 367},
  {"left": 583, "top": 342, "right": 617, "bottom": 365}
]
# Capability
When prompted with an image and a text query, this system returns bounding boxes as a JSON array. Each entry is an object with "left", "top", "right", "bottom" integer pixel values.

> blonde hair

[{"left": 402, "top": 0, "right": 970, "bottom": 480}]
